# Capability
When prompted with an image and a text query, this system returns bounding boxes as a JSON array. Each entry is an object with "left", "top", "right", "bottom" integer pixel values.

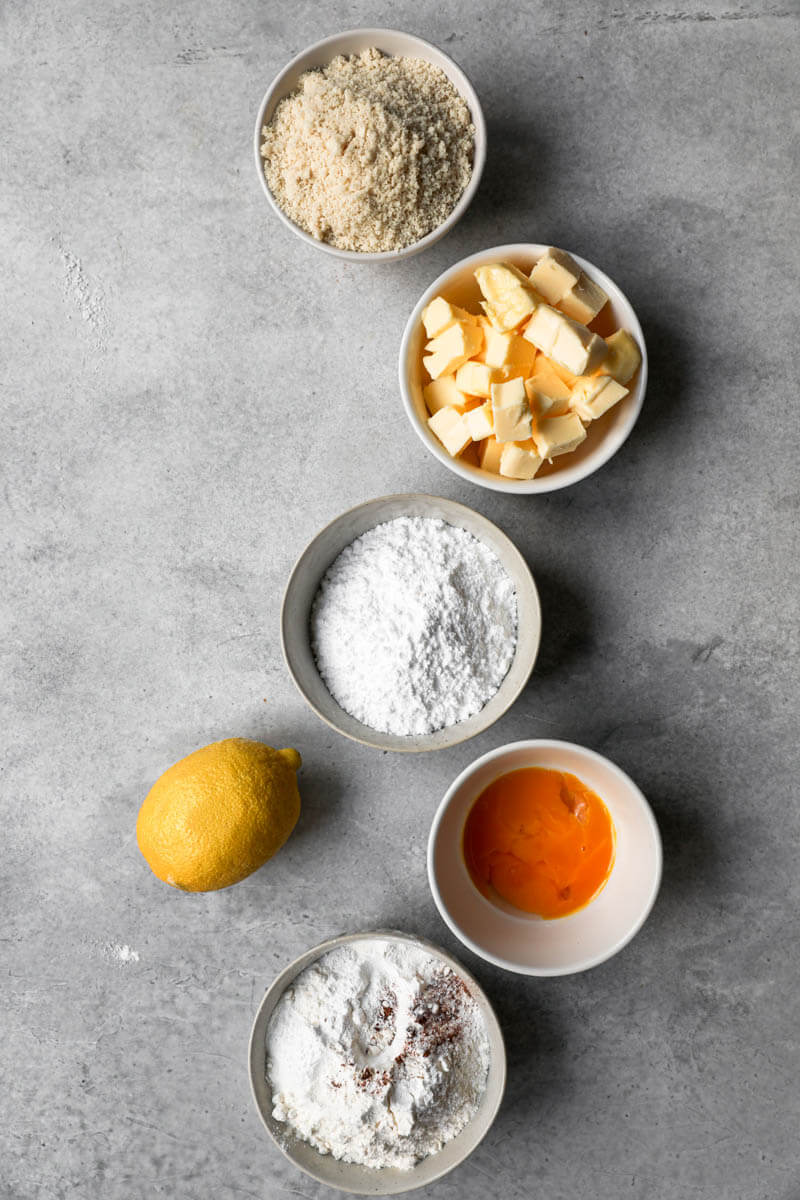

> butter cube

[
  {"left": 570, "top": 375, "right": 628, "bottom": 422},
  {"left": 521, "top": 304, "right": 564, "bottom": 355},
  {"left": 470, "top": 315, "right": 493, "bottom": 362},
  {"left": 524, "top": 364, "right": 572, "bottom": 417},
  {"left": 455, "top": 360, "right": 498, "bottom": 398},
  {"left": 532, "top": 413, "right": 587, "bottom": 460},
  {"left": 529, "top": 248, "right": 581, "bottom": 304},
  {"left": 500, "top": 440, "right": 544, "bottom": 480},
  {"left": 551, "top": 322, "right": 607, "bottom": 377},
  {"left": 421, "top": 296, "right": 478, "bottom": 339},
  {"left": 423, "top": 321, "right": 484, "bottom": 379},
  {"left": 558, "top": 272, "right": 608, "bottom": 324},
  {"left": 475, "top": 262, "right": 542, "bottom": 332},
  {"left": 545, "top": 358, "right": 579, "bottom": 388},
  {"left": 491, "top": 377, "right": 533, "bottom": 444},
  {"left": 523, "top": 305, "right": 607, "bottom": 376},
  {"left": 423, "top": 374, "right": 468, "bottom": 415},
  {"left": 479, "top": 436, "right": 504, "bottom": 473},
  {"left": 428, "top": 406, "right": 472, "bottom": 457},
  {"left": 483, "top": 327, "right": 538, "bottom": 374},
  {"left": 602, "top": 329, "right": 642, "bottom": 384},
  {"left": 465, "top": 402, "right": 494, "bottom": 441}
]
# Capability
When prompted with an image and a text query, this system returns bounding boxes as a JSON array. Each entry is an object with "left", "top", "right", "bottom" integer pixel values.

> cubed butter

[
  {"left": 545, "top": 358, "right": 580, "bottom": 388},
  {"left": 529, "top": 248, "right": 581, "bottom": 304},
  {"left": 558, "top": 272, "right": 608, "bottom": 324},
  {"left": 483, "top": 327, "right": 538, "bottom": 374},
  {"left": 479, "top": 437, "right": 504, "bottom": 473},
  {"left": 570, "top": 375, "right": 628, "bottom": 421},
  {"left": 523, "top": 305, "right": 607, "bottom": 376},
  {"left": 491, "top": 377, "right": 533, "bottom": 444},
  {"left": 521, "top": 304, "right": 564, "bottom": 355},
  {"left": 602, "top": 329, "right": 642, "bottom": 384},
  {"left": 471, "top": 315, "right": 493, "bottom": 363},
  {"left": 532, "top": 412, "right": 587, "bottom": 460},
  {"left": 475, "top": 262, "right": 542, "bottom": 332},
  {"left": 465, "top": 402, "right": 494, "bottom": 441},
  {"left": 500, "top": 440, "right": 544, "bottom": 480},
  {"left": 428, "top": 406, "right": 472, "bottom": 457},
  {"left": 423, "top": 321, "right": 484, "bottom": 379},
  {"left": 551, "top": 322, "right": 607, "bottom": 376},
  {"left": 423, "top": 374, "right": 468, "bottom": 415},
  {"left": 524, "top": 364, "right": 572, "bottom": 416},
  {"left": 421, "top": 296, "right": 478, "bottom": 339},
  {"left": 455, "top": 360, "right": 498, "bottom": 398}
]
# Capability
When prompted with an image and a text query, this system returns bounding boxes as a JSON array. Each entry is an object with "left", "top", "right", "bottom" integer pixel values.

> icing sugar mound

[
  {"left": 310, "top": 517, "right": 518, "bottom": 736},
  {"left": 265, "top": 939, "right": 490, "bottom": 1170}
]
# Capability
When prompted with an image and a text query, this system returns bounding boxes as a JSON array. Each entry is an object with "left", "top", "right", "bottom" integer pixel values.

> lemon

[{"left": 136, "top": 738, "right": 301, "bottom": 892}]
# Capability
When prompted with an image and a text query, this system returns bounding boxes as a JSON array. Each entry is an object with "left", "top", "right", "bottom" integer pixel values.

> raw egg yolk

[{"left": 463, "top": 767, "right": 615, "bottom": 919}]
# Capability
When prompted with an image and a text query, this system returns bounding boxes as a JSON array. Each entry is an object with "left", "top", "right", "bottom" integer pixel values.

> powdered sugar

[
  {"left": 265, "top": 938, "right": 490, "bottom": 1169},
  {"left": 310, "top": 517, "right": 518, "bottom": 736}
]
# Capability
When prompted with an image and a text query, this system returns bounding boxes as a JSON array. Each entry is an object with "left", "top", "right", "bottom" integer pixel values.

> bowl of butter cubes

[{"left": 399, "top": 243, "right": 647, "bottom": 493}]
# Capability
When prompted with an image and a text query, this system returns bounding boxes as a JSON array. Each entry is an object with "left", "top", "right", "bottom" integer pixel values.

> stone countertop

[{"left": 3, "top": 2, "right": 798, "bottom": 1197}]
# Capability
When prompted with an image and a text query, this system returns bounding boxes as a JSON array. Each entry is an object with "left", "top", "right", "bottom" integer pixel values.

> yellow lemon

[{"left": 137, "top": 738, "right": 301, "bottom": 892}]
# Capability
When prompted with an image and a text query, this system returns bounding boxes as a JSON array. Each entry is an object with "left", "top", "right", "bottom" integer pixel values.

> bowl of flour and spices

[
  {"left": 254, "top": 29, "right": 486, "bottom": 260},
  {"left": 280, "top": 494, "right": 541, "bottom": 752},
  {"left": 248, "top": 931, "right": 506, "bottom": 1194}
]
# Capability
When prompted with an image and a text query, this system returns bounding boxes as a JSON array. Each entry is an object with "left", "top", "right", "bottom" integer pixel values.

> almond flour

[{"left": 260, "top": 48, "right": 474, "bottom": 253}]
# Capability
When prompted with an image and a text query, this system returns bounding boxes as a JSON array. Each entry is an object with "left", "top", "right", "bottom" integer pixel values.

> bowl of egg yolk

[{"left": 427, "top": 740, "right": 662, "bottom": 975}]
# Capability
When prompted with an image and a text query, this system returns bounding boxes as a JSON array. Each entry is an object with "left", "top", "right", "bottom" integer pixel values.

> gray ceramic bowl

[
  {"left": 248, "top": 930, "right": 506, "bottom": 1195},
  {"left": 280, "top": 494, "right": 541, "bottom": 752},
  {"left": 253, "top": 29, "right": 486, "bottom": 262}
]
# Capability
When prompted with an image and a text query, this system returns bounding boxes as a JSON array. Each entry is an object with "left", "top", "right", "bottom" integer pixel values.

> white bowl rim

[
  {"left": 253, "top": 28, "right": 487, "bottom": 262},
  {"left": 248, "top": 928, "right": 507, "bottom": 1195},
  {"left": 399, "top": 243, "right": 648, "bottom": 491},
  {"left": 427, "top": 738, "right": 663, "bottom": 975},
  {"left": 279, "top": 492, "right": 541, "bottom": 753}
]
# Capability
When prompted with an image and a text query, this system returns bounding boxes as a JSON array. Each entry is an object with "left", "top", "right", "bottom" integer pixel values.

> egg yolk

[{"left": 463, "top": 767, "right": 615, "bottom": 919}]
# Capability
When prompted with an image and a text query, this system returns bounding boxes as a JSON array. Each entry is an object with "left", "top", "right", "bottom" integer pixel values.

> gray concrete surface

[{"left": 3, "top": 1, "right": 799, "bottom": 1197}]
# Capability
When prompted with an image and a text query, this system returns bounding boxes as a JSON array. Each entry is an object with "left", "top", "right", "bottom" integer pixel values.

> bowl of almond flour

[
  {"left": 248, "top": 931, "right": 506, "bottom": 1194},
  {"left": 280, "top": 494, "right": 541, "bottom": 752},
  {"left": 253, "top": 29, "right": 486, "bottom": 260}
]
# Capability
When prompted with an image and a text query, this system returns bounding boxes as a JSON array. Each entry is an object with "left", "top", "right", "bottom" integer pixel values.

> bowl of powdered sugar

[
  {"left": 281, "top": 494, "right": 541, "bottom": 752},
  {"left": 248, "top": 931, "right": 505, "bottom": 1193},
  {"left": 254, "top": 29, "right": 486, "bottom": 260}
]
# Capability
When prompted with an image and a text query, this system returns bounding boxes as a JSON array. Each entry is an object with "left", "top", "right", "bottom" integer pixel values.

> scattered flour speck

[
  {"left": 53, "top": 235, "right": 108, "bottom": 342},
  {"left": 106, "top": 943, "right": 140, "bottom": 964}
]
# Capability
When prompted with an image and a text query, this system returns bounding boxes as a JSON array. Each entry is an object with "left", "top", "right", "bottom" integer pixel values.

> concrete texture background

[{"left": 3, "top": 1, "right": 798, "bottom": 1197}]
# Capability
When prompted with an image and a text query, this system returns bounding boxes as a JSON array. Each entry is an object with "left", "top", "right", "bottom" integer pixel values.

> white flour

[
  {"left": 265, "top": 939, "right": 490, "bottom": 1170},
  {"left": 310, "top": 517, "right": 518, "bottom": 736}
]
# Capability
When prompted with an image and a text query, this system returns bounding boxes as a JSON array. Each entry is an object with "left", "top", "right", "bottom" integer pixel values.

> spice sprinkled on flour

[
  {"left": 265, "top": 939, "right": 490, "bottom": 1169},
  {"left": 310, "top": 517, "right": 518, "bottom": 736},
  {"left": 260, "top": 48, "right": 474, "bottom": 253}
]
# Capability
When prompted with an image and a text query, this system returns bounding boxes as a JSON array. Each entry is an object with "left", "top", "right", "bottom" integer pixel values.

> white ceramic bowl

[
  {"left": 428, "top": 740, "right": 662, "bottom": 975},
  {"left": 280, "top": 494, "right": 541, "bottom": 753},
  {"left": 248, "top": 930, "right": 506, "bottom": 1195},
  {"left": 399, "top": 244, "right": 647, "bottom": 491},
  {"left": 253, "top": 29, "right": 486, "bottom": 262}
]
